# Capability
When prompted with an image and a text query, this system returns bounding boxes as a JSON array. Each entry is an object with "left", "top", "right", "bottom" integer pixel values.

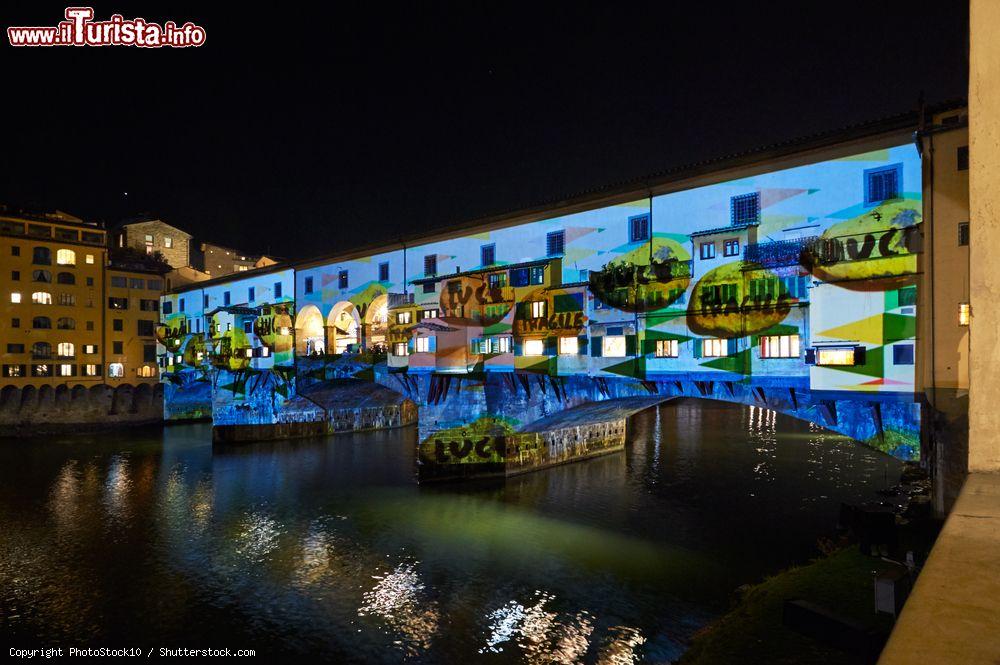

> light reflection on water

[{"left": 0, "top": 399, "right": 900, "bottom": 662}]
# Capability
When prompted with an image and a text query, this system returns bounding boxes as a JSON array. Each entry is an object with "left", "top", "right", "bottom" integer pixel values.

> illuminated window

[
  {"left": 5, "top": 365, "right": 23, "bottom": 377},
  {"left": 393, "top": 342, "right": 408, "bottom": 357},
  {"left": 629, "top": 214, "right": 650, "bottom": 242},
  {"left": 760, "top": 334, "right": 800, "bottom": 359},
  {"left": 108, "top": 363, "right": 124, "bottom": 377},
  {"left": 84, "top": 344, "right": 98, "bottom": 354},
  {"left": 488, "top": 272, "right": 506, "bottom": 289},
  {"left": 703, "top": 338, "right": 728, "bottom": 357},
  {"left": 138, "top": 365, "right": 156, "bottom": 377},
  {"left": 84, "top": 364, "right": 98, "bottom": 376},
  {"left": 816, "top": 347, "right": 857, "bottom": 366},
  {"left": 85, "top": 254, "right": 95, "bottom": 264},
  {"left": 396, "top": 311, "right": 412, "bottom": 325},
  {"left": 10, "top": 292, "right": 21, "bottom": 303},
  {"left": 422, "top": 309, "right": 437, "bottom": 320},
  {"left": 530, "top": 301, "right": 546, "bottom": 318},
  {"left": 415, "top": 336, "right": 432, "bottom": 353},
  {"left": 56, "top": 249, "right": 76, "bottom": 265},
  {"left": 558, "top": 336, "right": 579, "bottom": 355},
  {"left": 655, "top": 339, "right": 679, "bottom": 357},
  {"left": 164, "top": 236, "right": 173, "bottom": 248},
  {"left": 32, "top": 364, "right": 52, "bottom": 377},
  {"left": 731, "top": 192, "right": 760, "bottom": 225},
  {"left": 57, "top": 364, "right": 73, "bottom": 376},
  {"left": 32, "top": 291, "right": 52, "bottom": 304},
  {"left": 864, "top": 164, "right": 902, "bottom": 206},
  {"left": 523, "top": 339, "right": 545, "bottom": 356},
  {"left": 959, "top": 302, "right": 971, "bottom": 326},
  {"left": 723, "top": 239, "right": 740, "bottom": 257},
  {"left": 491, "top": 336, "right": 512, "bottom": 353},
  {"left": 700, "top": 242, "right": 716, "bottom": 260},
  {"left": 603, "top": 336, "right": 627, "bottom": 357}
]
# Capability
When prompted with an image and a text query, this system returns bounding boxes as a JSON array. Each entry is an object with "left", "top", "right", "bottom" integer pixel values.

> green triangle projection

[
  {"left": 644, "top": 329, "right": 693, "bottom": 344},
  {"left": 601, "top": 359, "right": 641, "bottom": 378},
  {"left": 520, "top": 357, "right": 554, "bottom": 375},
  {"left": 752, "top": 323, "right": 801, "bottom": 345},
  {"left": 701, "top": 348, "right": 751, "bottom": 375},
  {"left": 883, "top": 313, "right": 916, "bottom": 342},
  {"left": 482, "top": 321, "right": 512, "bottom": 336}
]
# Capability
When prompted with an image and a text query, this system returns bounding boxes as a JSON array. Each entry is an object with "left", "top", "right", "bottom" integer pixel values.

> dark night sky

[{"left": 2, "top": 2, "right": 968, "bottom": 261}]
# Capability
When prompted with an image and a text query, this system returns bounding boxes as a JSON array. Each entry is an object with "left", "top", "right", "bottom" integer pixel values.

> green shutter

[
  {"left": 591, "top": 336, "right": 603, "bottom": 357},
  {"left": 578, "top": 335, "right": 588, "bottom": 355},
  {"left": 625, "top": 335, "right": 637, "bottom": 356},
  {"left": 693, "top": 339, "right": 702, "bottom": 358},
  {"left": 727, "top": 338, "right": 737, "bottom": 355}
]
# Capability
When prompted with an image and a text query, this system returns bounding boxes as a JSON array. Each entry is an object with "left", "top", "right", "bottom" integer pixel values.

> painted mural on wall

[{"left": 161, "top": 145, "right": 923, "bottom": 458}]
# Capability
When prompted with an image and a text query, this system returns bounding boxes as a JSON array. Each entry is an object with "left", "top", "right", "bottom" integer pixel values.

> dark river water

[{"left": 0, "top": 399, "right": 900, "bottom": 663}]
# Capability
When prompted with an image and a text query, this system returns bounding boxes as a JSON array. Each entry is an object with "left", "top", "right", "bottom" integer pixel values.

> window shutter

[
  {"left": 693, "top": 339, "right": 702, "bottom": 359},
  {"left": 804, "top": 348, "right": 816, "bottom": 365},
  {"left": 578, "top": 335, "right": 588, "bottom": 355},
  {"left": 407, "top": 337, "right": 415, "bottom": 353},
  {"left": 727, "top": 338, "right": 737, "bottom": 355},
  {"left": 853, "top": 346, "right": 867, "bottom": 365},
  {"left": 513, "top": 339, "right": 523, "bottom": 356},
  {"left": 591, "top": 336, "right": 603, "bottom": 357},
  {"left": 625, "top": 335, "right": 637, "bottom": 356},
  {"left": 643, "top": 338, "right": 656, "bottom": 355},
  {"left": 544, "top": 336, "right": 556, "bottom": 356},
  {"left": 428, "top": 336, "right": 437, "bottom": 353}
]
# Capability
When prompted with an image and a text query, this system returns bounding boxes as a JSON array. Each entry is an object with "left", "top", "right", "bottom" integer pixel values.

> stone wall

[{"left": 0, "top": 383, "right": 164, "bottom": 434}]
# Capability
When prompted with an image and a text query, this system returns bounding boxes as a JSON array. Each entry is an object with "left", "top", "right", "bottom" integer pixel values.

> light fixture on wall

[{"left": 959, "top": 302, "right": 971, "bottom": 326}]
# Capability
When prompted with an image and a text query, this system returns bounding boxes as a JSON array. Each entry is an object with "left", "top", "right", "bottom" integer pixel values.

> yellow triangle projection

[
  {"left": 816, "top": 314, "right": 883, "bottom": 345},
  {"left": 469, "top": 232, "right": 491, "bottom": 240}
]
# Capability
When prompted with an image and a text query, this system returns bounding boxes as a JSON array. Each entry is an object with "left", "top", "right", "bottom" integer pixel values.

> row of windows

[
  {"left": 109, "top": 276, "right": 163, "bottom": 290},
  {"left": 1, "top": 362, "right": 156, "bottom": 378},
  {"left": 9, "top": 246, "right": 96, "bottom": 266},
  {"left": 1, "top": 222, "right": 104, "bottom": 245},
  {"left": 10, "top": 270, "right": 86, "bottom": 285},
  {"left": 167, "top": 282, "right": 285, "bottom": 313}
]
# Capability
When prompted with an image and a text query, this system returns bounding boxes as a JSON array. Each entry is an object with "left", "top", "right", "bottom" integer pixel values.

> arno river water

[{"left": 0, "top": 399, "right": 900, "bottom": 663}]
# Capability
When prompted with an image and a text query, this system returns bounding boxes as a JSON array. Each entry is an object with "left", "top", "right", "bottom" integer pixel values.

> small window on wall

[
  {"left": 655, "top": 339, "right": 679, "bottom": 358},
  {"left": 558, "top": 336, "right": 579, "bottom": 355},
  {"left": 378, "top": 262, "right": 390, "bottom": 282},
  {"left": 223, "top": 291, "right": 231, "bottom": 306},
  {"left": 415, "top": 336, "right": 432, "bottom": 353},
  {"left": 603, "top": 336, "right": 627, "bottom": 358},
  {"left": 492, "top": 336, "right": 512, "bottom": 353},
  {"left": 56, "top": 249, "right": 76, "bottom": 265},
  {"left": 723, "top": 239, "right": 740, "bottom": 257},
  {"left": 629, "top": 214, "right": 650, "bottom": 243},
  {"left": 422, "top": 309, "right": 438, "bottom": 320},
  {"left": 424, "top": 255, "right": 437, "bottom": 277},
  {"left": 760, "top": 334, "right": 800, "bottom": 359},
  {"left": 700, "top": 242, "right": 716, "bottom": 260},
  {"left": 959, "top": 222, "right": 969, "bottom": 246},
  {"left": 304, "top": 277, "right": 314, "bottom": 294},
  {"left": 164, "top": 236, "right": 173, "bottom": 248},
  {"left": 393, "top": 342, "right": 408, "bottom": 357},
  {"left": 339, "top": 270, "right": 349, "bottom": 289},
  {"left": 530, "top": 301, "right": 546, "bottom": 318},
  {"left": 864, "top": 163, "right": 902, "bottom": 206},
  {"left": 396, "top": 311, "right": 412, "bottom": 325},
  {"left": 481, "top": 244, "right": 496, "bottom": 266},
  {"left": 248, "top": 287, "right": 255, "bottom": 302},
  {"left": 274, "top": 282, "right": 283, "bottom": 298},
  {"left": 731, "top": 192, "right": 760, "bottom": 226},
  {"left": 83, "top": 364, "right": 99, "bottom": 376},
  {"left": 488, "top": 272, "right": 506, "bottom": 289},
  {"left": 108, "top": 363, "right": 124, "bottom": 377},
  {"left": 813, "top": 346, "right": 863, "bottom": 366},
  {"left": 957, "top": 145, "right": 969, "bottom": 171},
  {"left": 523, "top": 339, "right": 545, "bottom": 356},
  {"left": 893, "top": 344, "right": 915, "bottom": 365},
  {"left": 703, "top": 338, "right": 728, "bottom": 357},
  {"left": 546, "top": 230, "right": 565, "bottom": 256}
]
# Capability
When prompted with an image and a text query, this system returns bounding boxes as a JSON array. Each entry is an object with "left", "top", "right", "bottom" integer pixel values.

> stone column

[{"left": 969, "top": 0, "right": 1000, "bottom": 471}]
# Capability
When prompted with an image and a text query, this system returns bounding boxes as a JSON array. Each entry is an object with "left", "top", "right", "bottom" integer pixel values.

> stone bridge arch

[{"left": 327, "top": 301, "right": 360, "bottom": 355}]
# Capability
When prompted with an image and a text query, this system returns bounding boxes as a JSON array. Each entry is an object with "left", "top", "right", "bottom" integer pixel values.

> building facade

[
  {"left": 159, "top": 106, "right": 971, "bottom": 467},
  {"left": 113, "top": 218, "right": 192, "bottom": 268}
]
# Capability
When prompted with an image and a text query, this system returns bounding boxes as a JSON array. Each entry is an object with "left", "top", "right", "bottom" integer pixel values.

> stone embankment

[{"left": 0, "top": 383, "right": 164, "bottom": 435}]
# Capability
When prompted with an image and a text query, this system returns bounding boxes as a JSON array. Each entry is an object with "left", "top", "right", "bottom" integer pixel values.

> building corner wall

[{"left": 968, "top": 0, "right": 1000, "bottom": 471}]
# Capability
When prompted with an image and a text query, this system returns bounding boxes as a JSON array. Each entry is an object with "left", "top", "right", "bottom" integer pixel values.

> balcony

[{"left": 744, "top": 237, "right": 818, "bottom": 268}]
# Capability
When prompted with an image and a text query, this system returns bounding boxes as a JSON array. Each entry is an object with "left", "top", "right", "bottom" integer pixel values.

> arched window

[
  {"left": 56, "top": 249, "right": 76, "bottom": 265},
  {"left": 31, "top": 342, "right": 51, "bottom": 358},
  {"left": 56, "top": 317, "right": 75, "bottom": 330},
  {"left": 58, "top": 293, "right": 76, "bottom": 306},
  {"left": 138, "top": 365, "right": 156, "bottom": 378},
  {"left": 32, "top": 316, "right": 51, "bottom": 329},
  {"left": 108, "top": 363, "right": 124, "bottom": 377},
  {"left": 32, "top": 291, "right": 52, "bottom": 304},
  {"left": 57, "top": 342, "right": 74, "bottom": 357},
  {"left": 32, "top": 247, "right": 51, "bottom": 265},
  {"left": 56, "top": 272, "right": 75, "bottom": 285},
  {"left": 32, "top": 269, "right": 51, "bottom": 283}
]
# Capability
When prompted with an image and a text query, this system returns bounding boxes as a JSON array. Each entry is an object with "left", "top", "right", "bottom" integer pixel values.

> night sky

[{"left": 2, "top": 2, "right": 968, "bottom": 261}]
